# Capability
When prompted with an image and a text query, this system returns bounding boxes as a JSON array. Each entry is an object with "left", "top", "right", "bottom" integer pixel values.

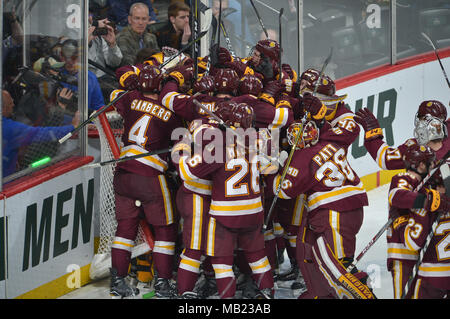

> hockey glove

[
  {"left": 354, "top": 108, "right": 383, "bottom": 141},
  {"left": 168, "top": 65, "right": 193, "bottom": 87},
  {"left": 424, "top": 188, "right": 450, "bottom": 212},
  {"left": 302, "top": 92, "right": 326, "bottom": 121},
  {"left": 120, "top": 72, "right": 139, "bottom": 90},
  {"left": 260, "top": 80, "right": 284, "bottom": 106}
]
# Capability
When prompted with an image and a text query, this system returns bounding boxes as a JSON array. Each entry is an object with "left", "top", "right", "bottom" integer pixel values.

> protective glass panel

[
  {"left": 303, "top": 0, "right": 391, "bottom": 79},
  {"left": 2, "top": 0, "right": 86, "bottom": 183},
  {"left": 397, "top": 0, "right": 450, "bottom": 57},
  {"left": 208, "top": 0, "right": 300, "bottom": 73}
]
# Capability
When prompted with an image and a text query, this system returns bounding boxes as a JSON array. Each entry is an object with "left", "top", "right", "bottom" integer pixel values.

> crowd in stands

[{"left": 1, "top": 0, "right": 197, "bottom": 179}]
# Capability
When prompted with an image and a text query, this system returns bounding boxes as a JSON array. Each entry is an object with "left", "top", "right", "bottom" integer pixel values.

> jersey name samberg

[{"left": 130, "top": 99, "right": 172, "bottom": 122}]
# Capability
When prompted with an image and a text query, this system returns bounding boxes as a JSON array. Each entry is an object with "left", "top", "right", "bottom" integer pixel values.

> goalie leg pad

[{"left": 312, "top": 236, "right": 376, "bottom": 299}]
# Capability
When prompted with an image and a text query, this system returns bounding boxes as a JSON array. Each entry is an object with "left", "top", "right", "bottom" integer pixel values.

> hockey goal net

[{"left": 89, "top": 111, "right": 153, "bottom": 280}]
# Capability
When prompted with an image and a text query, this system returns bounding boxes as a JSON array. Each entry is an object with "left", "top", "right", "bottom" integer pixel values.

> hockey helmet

[
  {"left": 138, "top": 65, "right": 163, "bottom": 93},
  {"left": 300, "top": 68, "right": 347, "bottom": 121},
  {"left": 238, "top": 74, "right": 263, "bottom": 96},
  {"left": 229, "top": 102, "right": 254, "bottom": 129},
  {"left": 403, "top": 144, "right": 435, "bottom": 171},
  {"left": 214, "top": 68, "right": 239, "bottom": 95},
  {"left": 214, "top": 100, "right": 234, "bottom": 123},
  {"left": 255, "top": 39, "right": 281, "bottom": 62},
  {"left": 415, "top": 100, "right": 447, "bottom": 125},
  {"left": 194, "top": 74, "right": 215, "bottom": 94}
]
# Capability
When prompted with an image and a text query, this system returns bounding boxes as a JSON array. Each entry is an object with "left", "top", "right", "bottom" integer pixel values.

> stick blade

[{"left": 421, "top": 32, "right": 437, "bottom": 50}]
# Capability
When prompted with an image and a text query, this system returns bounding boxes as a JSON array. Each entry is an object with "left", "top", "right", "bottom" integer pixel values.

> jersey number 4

[{"left": 128, "top": 115, "right": 152, "bottom": 147}]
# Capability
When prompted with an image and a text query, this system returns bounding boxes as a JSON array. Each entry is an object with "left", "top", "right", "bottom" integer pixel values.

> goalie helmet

[
  {"left": 238, "top": 74, "right": 263, "bottom": 96},
  {"left": 414, "top": 114, "right": 448, "bottom": 145},
  {"left": 287, "top": 120, "right": 319, "bottom": 150},
  {"left": 214, "top": 68, "right": 239, "bottom": 95},
  {"left": 138, "top": 65, "right": 163, "bottom": 93},
  {"left": 414, "top": 100, "right": 447, "bottom": 126},
  {"left": 403, "top": 144, "right": 435, "bottom": 172},
  {"left": 299, "top": 68, "right": 347, "bottom": 121}
]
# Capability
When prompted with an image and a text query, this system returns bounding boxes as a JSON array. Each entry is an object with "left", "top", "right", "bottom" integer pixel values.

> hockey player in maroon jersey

[
  {"left": 386, "top": 144, "right": 450, "bottom": 298},
  {"left": 275, "top": 69, "right": 365, "bottom": 293},
  {"left": 173, "top": 101, "right": 275, "bottom": 299},
  {"left": 354, "top": 100, "right": 449, "bottom": 169},
  {"left": 265, "top": 118, "right": 374, "bottom": 299},
  {"left": 170, "top": 118, "right": 215, "bottom": 299},
  {"left": 109, "top": 65, "right": 183, "bottom": 298}
]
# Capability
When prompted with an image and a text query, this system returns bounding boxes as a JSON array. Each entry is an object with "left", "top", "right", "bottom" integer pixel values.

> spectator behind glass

[
  {"left": 88, "top": 15, "right": 123, "bottom": 99},
  {"left": 154, "top": 2, "right": 192, "bottom": 51},
  {"left": 59, "top": 39, "right": 105, "bottom": 112},
  {"left": 2, "top": 89, "right": 80, "bottom": 178},
  {"left": 107, "top": 0, "right": 158, "bottom": 30},
  {"left": 88, "top": 15, "right": 123, "bottom": 78},
  {"left": 116, "top": 2, "right": 160, "bottom": 66}
]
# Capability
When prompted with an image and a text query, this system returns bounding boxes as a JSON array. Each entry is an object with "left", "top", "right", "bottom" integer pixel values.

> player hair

[{"left": 168, "top": 2, "right": 190, "bottom": 19}]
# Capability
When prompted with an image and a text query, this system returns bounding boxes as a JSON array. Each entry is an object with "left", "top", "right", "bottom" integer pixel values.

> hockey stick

[
  {"left": 263, "top": 47, "right": 333, "bottom": 232},
  {"left": 347, "top": 150, "right": 450, "bottom": 272},
  {"left": 58, "top": 89, "right": 129, "bottom": 144},
  {"left": 421, "top": 32, "right": 450, "bottom": 89},
  {"left": 192, "top": 0, "right": 200, "bottom": 80},
  {"left": 278, "top": 8, "right": 284, "bottom": 81},
  {"left": 400, "top": 212, "right": 443, "bottom": 299},
  {"left": 219, "top": 21, "right": 236, "bottom": 57},
  {"left": 250, "top": 0, "right": 269, "bottom": 39},
  {"left": 82, "top": 147, "right": 172, "bottom": 169},
  {"left": 88, "top": 59, "right": 116, "bottom": 77}
]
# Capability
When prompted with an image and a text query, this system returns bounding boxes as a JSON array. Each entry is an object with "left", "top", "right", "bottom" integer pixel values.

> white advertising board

[{"left": 4, "top": 168, "right": 96, "bottom": 298}]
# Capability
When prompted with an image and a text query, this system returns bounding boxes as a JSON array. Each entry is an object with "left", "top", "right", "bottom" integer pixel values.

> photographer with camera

[
  {"left": 88, "top": 15, "right": 123, "bottom": 100},
  {"left": 88, "top": 16, "right": 123, "bottom": 78}
]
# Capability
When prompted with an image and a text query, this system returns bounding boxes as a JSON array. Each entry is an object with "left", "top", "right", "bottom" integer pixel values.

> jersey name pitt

[{"left": 130, "top": 99, "right": 172, "bottom": 122}]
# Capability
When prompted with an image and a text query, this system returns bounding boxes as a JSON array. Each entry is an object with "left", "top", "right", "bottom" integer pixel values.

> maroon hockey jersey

[
  {"left": 176, "top": 120, "right": 264, "bottom": 228},
  {"left": 232, "top": 94, "right": 294, "bottom": 129},
  {"left": 268, "top": 122, "right": 368, "bottom": 212},
  {"left": 363, "top": 119, "right": 449, "bottom": 170},
  {"left": 160, "top": 81, "right": 228, "bottom": 122},
  {"left": 404, "top": 209, "right": 450, "bottom": 290},
  {"left": 113, "top": 89, "right": 183, "bottom": 177},
  {"left": 386, "top": 172, "right": 421, "bottom": 269}
]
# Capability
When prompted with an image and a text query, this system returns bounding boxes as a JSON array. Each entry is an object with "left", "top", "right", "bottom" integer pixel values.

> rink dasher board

[{"left": 0, "top": 168, "right": 96, "bottom": 298}]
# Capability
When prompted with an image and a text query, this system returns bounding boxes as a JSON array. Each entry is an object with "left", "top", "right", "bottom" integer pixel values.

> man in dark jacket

[{"left": 155, "top": 2, "right": 192, "bottom": 52}]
